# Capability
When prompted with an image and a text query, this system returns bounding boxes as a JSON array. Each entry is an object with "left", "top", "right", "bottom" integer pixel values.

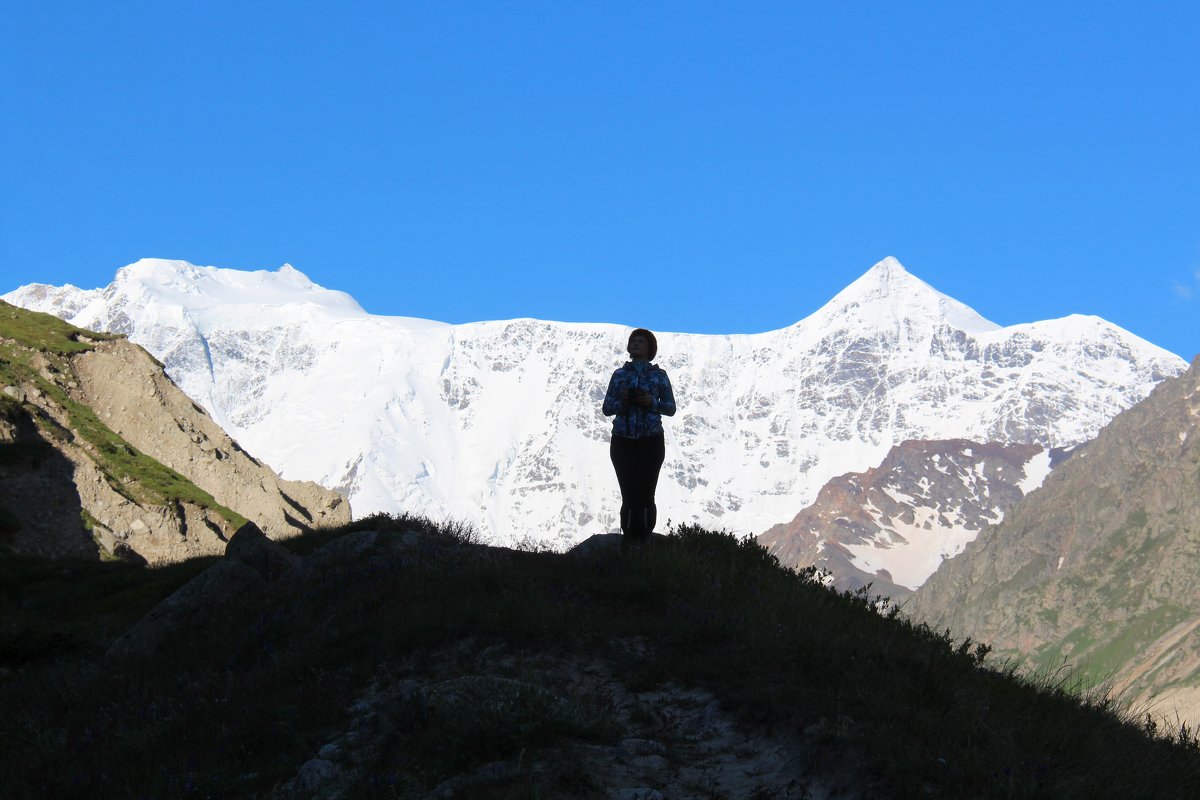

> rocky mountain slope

[
  {"left": 6, "top": 257, "right": 1186, "bottom": 556},
  {"left": 758, "top": 439, "right": 1071, "bottom": 597},
  {"left": 909, "top": 355, "right": 1200, "bottom": 725},
  {"left": 0, "top": 301, "right": 348, "bottom": 563}
]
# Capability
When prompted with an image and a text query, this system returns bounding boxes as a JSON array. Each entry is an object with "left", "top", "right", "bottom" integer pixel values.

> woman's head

[{"left": 627, "top": 328, "right": 657, "bottom": 360}]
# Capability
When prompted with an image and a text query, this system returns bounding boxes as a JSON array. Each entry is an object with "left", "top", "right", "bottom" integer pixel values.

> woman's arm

[
  {"left": 602, "top": 372, "right": 625, "bottom": 416},
  {"left": 654, "top": 371, "right": 677, "bottom": 416}
]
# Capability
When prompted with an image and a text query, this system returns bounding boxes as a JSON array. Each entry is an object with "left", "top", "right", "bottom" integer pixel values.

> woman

[{"left": 602, "top": 328, "right": 677, "bottom": 547}]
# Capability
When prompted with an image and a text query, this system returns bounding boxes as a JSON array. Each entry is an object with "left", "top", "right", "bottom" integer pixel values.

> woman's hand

[{"left": 620, "top": 388, "right": 653, "bottom": 408}]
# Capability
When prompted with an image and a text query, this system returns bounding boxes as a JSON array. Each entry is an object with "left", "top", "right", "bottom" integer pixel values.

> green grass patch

[
  {"left": 1082, "top": 605, "right": 1191, "bottom": 682},
  {"left": 1134, "top": 527, "right": 1168, "bottom": 559},
  {"left": 0, "top": 306, "right": 246, "bottom": 528},
  {"left": 0, "top": 300, "right": 120, "bottom": 355},
  {"left": 1124, "top": 509, "right": 1149, "bottom": 532},
  {"left": 1092, "top": 508, "right": 1150, "bottom": 563},
  {"left": 1002, "top": 556, "right": 1047, "bottom": 592},
  {"left": 400, "top": 675, "right": 620, "bottom": 783}
]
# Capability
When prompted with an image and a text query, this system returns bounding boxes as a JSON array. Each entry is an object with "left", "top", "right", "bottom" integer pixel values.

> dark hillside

[{"left": 2, "top": 517, "right": 1199, "bottom": 799}]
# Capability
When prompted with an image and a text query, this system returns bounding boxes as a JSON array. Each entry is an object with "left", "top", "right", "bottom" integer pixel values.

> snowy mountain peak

[
  {"left": 275, "top": 264, "right": 321, "bottom": 289},
  {"left": 865, "top": 255, "right": 909, "bottom": 280},
  {"left": 813, "top": 257, "right": 1000, "bottom": 335},
  {"left": 830, "top": 256, "right": 924, "bottom": 303},
  {"left": 3, "top": 257, "right": 1188, "bottom": 549},
  {"left": 111, "top": 259, "right": 366, "bottom": 317}
]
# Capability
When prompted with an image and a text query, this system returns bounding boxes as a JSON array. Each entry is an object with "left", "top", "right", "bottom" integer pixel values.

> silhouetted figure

[{"left": 602, "top": 328, "right": 677, "bottom": 549}]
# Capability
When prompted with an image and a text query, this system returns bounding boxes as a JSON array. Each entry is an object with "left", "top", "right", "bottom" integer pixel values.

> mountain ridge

[
  {"left": 757, "top": 438, "right": 1067, "bottom": 596},
  {"left": 0, "top": 300, "right": 349, "bottom": 563},
  {"left": 908, "top": 354, "right": 1200, "bottom": 725},
  {"left": 5, "top": 257, "right": 1186, "bottom": 554}
]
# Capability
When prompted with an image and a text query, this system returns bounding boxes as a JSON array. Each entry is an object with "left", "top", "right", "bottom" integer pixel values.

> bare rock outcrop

[
  {"left": 0, "top": 300, "right": 348, "bottom": 564},
  {"left": 758, "top": 439, "right": 1061, "bottom": 596},
  {"left": 70, "top": 339, "right": 348, "bottom": 539},
  {"left": 1, "top": 380, "right": 234, "bottom": 563},
  {"left": 107, "top": 521, "right": 299, "bottom": 658},
  {"left": 225, "top": 520, "right": 300, "bottom": 580},
  {"left": 569, "top": 532, "right": 669, "bottom": 558},
  {"left": 0, "top": 398, "right": 96, "bottom": 559}
]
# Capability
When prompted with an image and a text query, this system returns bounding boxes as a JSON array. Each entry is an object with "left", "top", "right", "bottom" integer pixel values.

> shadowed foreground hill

[{"left": 2, "top": 516, "right": 1200, "bottom": 799}]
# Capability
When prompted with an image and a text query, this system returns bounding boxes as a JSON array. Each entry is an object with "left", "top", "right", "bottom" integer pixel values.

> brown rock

[
  {"left": 758, "top": 439, "right": 1048, "bottom": 597},
  {"left": 70, "top": 339, "right": 349, "bottom": 541}
]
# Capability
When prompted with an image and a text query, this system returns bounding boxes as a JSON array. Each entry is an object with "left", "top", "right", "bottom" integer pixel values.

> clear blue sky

[{"left": 3, "top": 2, "right": 1198, "bottom": 358}]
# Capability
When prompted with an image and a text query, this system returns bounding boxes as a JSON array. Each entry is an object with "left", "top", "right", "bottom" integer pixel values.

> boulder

[
  {"left": 225, "top": 521, "right": 299, "bottom": 581},
  {"left": 295, "top": 529, "right": 463, "bottom": 579},
  {"left": 569, "top": 532, "right": 669, "bottom": 558},
  {"left": 107, "top": 559, "right": 264, "bottom": 659}
]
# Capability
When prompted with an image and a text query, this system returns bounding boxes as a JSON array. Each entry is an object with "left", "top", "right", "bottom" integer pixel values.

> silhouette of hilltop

[{"left": 2, "top": 514, "right": 1199, "bottom": 798}]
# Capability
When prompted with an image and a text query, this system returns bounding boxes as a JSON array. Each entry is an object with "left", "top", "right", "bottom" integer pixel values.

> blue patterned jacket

[{"left": 602, "top": 361, "right": 677, "bottom": 439}]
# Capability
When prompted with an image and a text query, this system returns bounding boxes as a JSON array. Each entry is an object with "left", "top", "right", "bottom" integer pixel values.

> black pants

[{"left": 610, "top": 433, "right": 665, "bottom": 542}]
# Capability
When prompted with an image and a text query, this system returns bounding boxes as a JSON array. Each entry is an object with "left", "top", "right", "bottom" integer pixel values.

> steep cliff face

[
  {"left": 0, "top": 301, "right": 349, "bottom": 564},
  {"left": 70, "top": 338, "right": 349, "bottom": 539},
  {"left": 1, "top": 391, "right": 106, "bottom": 559},
  {"left": 909, "top": 355, "right": 1200, "bottom": 723},
  {"left": 757, "top": 439, "right": 1060, "bottom": 597}
]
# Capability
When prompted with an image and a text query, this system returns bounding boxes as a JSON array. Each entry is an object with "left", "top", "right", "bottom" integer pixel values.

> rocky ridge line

[
  {"left": 758, "top": 439, "right": 1070, "bottom": 597},
  {"left": 909, "top": 355, "right": 1200, "bottom": 726},
  {"left": 5, "top": 257, "right": 1186, "bottom": 551},
  {"left": 0, "top": 301, "right": 349, "bottom": 563}
]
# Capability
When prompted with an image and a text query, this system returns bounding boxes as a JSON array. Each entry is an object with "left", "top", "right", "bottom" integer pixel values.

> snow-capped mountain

[
  {"left": 908, "top": 354, "right": 1200, "bottom": 727},
  {"left": 5, "top": 257, "right": 1186, "bottom": 550},
  {"left": 758, "top": 439, "right": 1075, "bottom": 596}
]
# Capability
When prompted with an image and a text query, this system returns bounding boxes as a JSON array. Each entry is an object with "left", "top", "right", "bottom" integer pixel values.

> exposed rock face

[
  {"left": 757, "top": 439, "right": 1065, "bottom": 597},
  {"left": 909, "top": 355, "right": 1200, "bottom": 725},
  {"left": 568, "top": 532, "right": 670, "bottom": 558},
  {"left": 70, "top": 338, "right": 348, "bottom": 540},
  {"left": 224, "top": 520, "right": 300, "bottom": 581},
  {"left": 0, "top": 396, "right": 99, "bottom": 559},
  {"left": 1, "top": 376, "right": 234, "bottom": 564},
  {"left": 108, "top": 524, "right": 468, "bottom": 660},
  {"left": 0, "top": 301, "right": 348, "bottom": 564}
]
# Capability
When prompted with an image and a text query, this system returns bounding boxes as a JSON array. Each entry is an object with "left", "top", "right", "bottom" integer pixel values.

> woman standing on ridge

[{"left": 602, "top": 328, "right": 677, "bottom": 549}]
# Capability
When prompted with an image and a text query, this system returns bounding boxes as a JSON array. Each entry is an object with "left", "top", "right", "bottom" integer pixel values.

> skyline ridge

[
  {"left": 5, "top": 257, "right": 1184, "bottom": 548},
  {"left": 7, "top": 255, "right": 1185, "bottom": 358}
]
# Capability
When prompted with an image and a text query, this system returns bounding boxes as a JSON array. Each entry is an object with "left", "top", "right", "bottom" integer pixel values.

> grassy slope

[
  {"left": 1, "top": 517, "right": 1198, "bottom": 799},
  {"left": 0, "top": 301, "right": 245, "bottom": 532}
]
